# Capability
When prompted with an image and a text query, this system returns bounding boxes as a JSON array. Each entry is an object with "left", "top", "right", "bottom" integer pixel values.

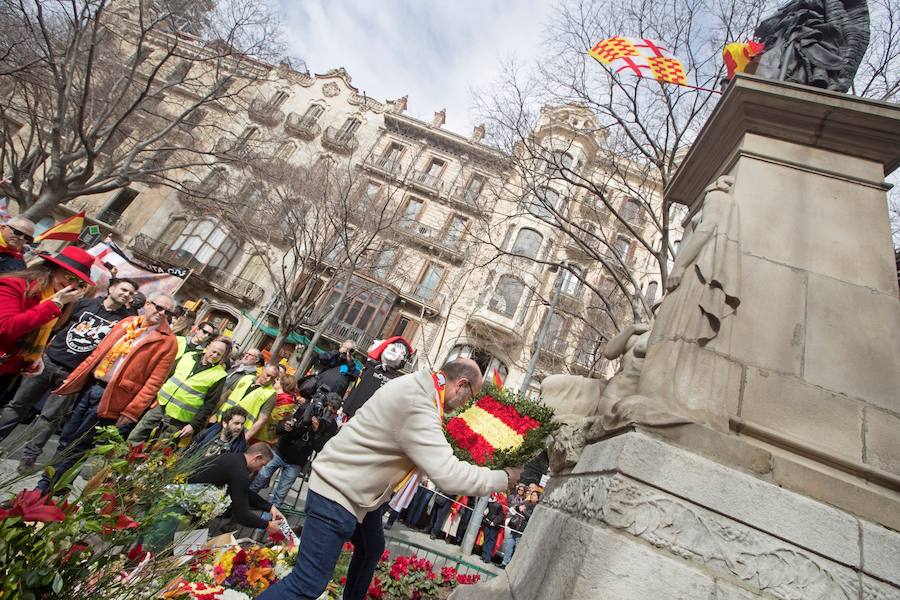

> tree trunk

[
  {"left": 296, "top": 269, "right": 353, "bottom": 376},
  {"left": 21, "top": 188, "right": 65, "bottom": 221},
  {"left": 268, "top": 329, "right": 288, "bottom": 367}
]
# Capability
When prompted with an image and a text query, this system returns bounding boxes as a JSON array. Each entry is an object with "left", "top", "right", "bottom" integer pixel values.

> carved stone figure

[{"left": 754, "top": 0, "right": 870, "bottom": 92}]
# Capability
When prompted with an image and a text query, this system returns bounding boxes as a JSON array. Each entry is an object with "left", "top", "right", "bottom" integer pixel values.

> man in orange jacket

[{"left": 36, "top": 293, "right": 178, "bottom": 494}]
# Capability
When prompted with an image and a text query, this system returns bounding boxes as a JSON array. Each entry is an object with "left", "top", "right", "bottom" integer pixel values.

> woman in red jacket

[{"left": 0, "top": 246, "right": 93, "bottom": 382}]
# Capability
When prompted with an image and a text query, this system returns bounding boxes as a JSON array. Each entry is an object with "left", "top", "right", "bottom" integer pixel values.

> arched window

[
  {"left": 170, "top": 218, "right": 240, "bottom": 271},
  {"left": 511, "top": 228, "right": 543, "bottom": 259},
  {"left": 489, "top": 275, "right": 525, "bottom": 317},
  {"left": 559, "top": 265, "right": 584, "bottom": 296},
  {"left": 302, "top": 104, "right": 325, "bottom": 122},
  {"left": 524, "top": 188, "right": 558, "bottom": 220}
]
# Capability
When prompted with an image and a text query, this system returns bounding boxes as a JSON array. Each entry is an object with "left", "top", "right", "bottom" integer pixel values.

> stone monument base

[{"left": 451, "top": 427, "right": 900, "bottom": 600}]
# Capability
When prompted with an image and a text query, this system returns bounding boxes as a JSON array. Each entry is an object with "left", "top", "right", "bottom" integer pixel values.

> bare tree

[
  {"left": 0, "top": 0, "right": 286, "bottom": 220},
  {"left": 477, "top": 0, "right": 900, "bottom": 352},
  {"left": 187, "top": 144, "right": 410, "bottom": 371}
]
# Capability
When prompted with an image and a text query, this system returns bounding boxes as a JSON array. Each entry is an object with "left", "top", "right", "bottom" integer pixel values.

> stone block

[
  {"left": 728, "top": 254, "right": 806, "bottom": 375},
  {"left": 804, "top": 274, "right": 900, "bottom": 414},
  {"left": 733, "top": 156, "right": 897, "bottom": 295},
  {"left": 503, "top": 509, "right": 716, "bottom": 600},
  {"left": 741, "top": 367, "right": 864, "bottom": 462},
  {"left": 862, "top": 520, "right": 900, "bottom": 587},
  {"left": 715, "top": 580, "right": 774, "bottom": 600},
  {"left": 863, "top": 575, "right": 900, "bottom": 600},
  {"left": 770, "top": 454, "right": 900, "bottom": 531},
  {"left": 575, "top": 431, "right": 861, "bottom": 567},
  {"left": 865, "top": 406, "right": 900, "bottom": 475},
  {"left": 647, "top": 424, "right": 773, "bottom": 477}
]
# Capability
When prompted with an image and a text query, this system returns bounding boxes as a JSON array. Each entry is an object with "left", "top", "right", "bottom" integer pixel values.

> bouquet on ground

[{"left": 444, "top": 383, "right": 557, "bottom": 469}]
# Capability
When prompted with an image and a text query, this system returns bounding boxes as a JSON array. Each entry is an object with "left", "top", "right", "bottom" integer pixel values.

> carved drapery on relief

[{"left": 543, "top": 474, "right": 863, "bottom": 600}]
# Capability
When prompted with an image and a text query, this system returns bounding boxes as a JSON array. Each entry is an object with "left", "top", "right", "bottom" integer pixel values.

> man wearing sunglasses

[
  {"left": 35, "top": 293, "right": 179, "bottom": 494},
  {"left": 174, "top": 322, "right": 219, "bottom": 362},
  {"left": 0, "top": 216, "right": 36, "bottom": 274}
]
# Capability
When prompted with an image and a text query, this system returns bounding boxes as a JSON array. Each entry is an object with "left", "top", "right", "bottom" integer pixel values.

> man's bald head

[{"left": 441, "top": 358, "right": 484, "bottom": 410}]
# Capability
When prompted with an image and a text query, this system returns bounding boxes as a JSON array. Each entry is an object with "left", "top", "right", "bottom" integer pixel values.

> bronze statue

[{"left": 753, "top": 0, "right": 870, "bottom": 92}]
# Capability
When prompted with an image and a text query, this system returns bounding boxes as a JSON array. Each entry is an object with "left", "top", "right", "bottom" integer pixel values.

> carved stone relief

[
  {"left": 322, "top": 82, "right": 340, "bottom": 97},
  {"left": 543, "top": 474, "right": 864, "bottom": 600}
]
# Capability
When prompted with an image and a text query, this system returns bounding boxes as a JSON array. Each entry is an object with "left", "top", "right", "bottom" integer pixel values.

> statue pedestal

[
  {"left": 452, "top": 428, "right": 900, "bottom": 600},
  {"left": 452, "top": 77, "right": 900, "bottom": 599}
]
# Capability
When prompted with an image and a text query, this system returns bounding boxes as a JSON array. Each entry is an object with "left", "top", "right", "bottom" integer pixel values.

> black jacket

[
  {"left": 342, "top": 360, "right": 403, "bottom": 417},
  {"left": 188, "top": 452, "right": 271, "bottom": 529},
  {"left": 275, "top": 405, "right": 339, "bottom": 466},
  {"left": 482, "top": 500, "right": 505, "bottom": 529}
]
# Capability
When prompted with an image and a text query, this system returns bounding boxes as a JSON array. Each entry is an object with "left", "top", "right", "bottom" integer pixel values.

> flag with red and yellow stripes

[{"left": 35, "top": 212, "right": 84, "bottom": 242}]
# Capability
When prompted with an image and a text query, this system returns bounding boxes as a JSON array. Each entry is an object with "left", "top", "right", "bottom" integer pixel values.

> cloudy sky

[{"left": 275, "top": 0, "right": 556, "bottom": 136}]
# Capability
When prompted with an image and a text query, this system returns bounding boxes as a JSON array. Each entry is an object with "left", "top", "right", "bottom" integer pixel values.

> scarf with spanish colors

[{"left": 94, "top": 317, "right": 146, "bottom": 380}]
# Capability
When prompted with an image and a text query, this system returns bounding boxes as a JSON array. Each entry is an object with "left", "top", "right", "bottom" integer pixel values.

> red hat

[{"left": 40, "top": 246, "right": 96, "bottom": 286}]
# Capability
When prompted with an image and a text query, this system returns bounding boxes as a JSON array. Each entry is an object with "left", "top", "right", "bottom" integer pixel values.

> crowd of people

[{"left": 0, "top": 221, "right": 540, "bottom": 599}]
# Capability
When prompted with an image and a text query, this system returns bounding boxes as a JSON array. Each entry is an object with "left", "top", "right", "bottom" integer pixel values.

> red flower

[
  {"left": 340, "top": 576, "right": 347, "bottom": 585},
  {"left": 343, "top": 541, "right": 355, "bottom": 552},
  {"left": 233, "top": 548, "right": 248, "bottom": 565},
  {"left": 380, "top": 549, "right": 390, "bottom": 562},
  {"left": 0, "top": 489, "right": 65, "bottom": 523},
  {"left": 102, "top": 513, "right": 140, "bottom": 533},
  {"left": 475, "top": 396, "right": 541, "bottom": 435},
  {"left": 126, "top": 442, "right": 148, "bottom": 463},
  {"left": 268, "top": 529, "right": 286, "bottom": 544},
  {"left": 127, "top": 543, "right": 149, "bottom": 562},
  {"left": 99, "top": 492, "right": 117, "bottom": 515},
  {"left": 61, "top": 543, "right": 91, "bottom": 565}
]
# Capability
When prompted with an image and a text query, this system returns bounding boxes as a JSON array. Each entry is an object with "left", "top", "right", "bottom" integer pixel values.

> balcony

[
  {"left": 304, "top": 312, "right": 375, "bottom": 351},
  {"left": 448, "top": 185, "right": 485, "bottom": 214},
  {"left": 396, "top": 277, "right": 443, "bottom": 314},
  {"left": 284, "top": 112, "right": 321, "bottom": 140},
  {"left": 212, "top": 137, "right": 255, "bottom": 162},
  {"left": 66, "top": 199, "right": 130, "bottom": 233},
  {"left": 130, "top": 234, "right": 264, "bottom": 305},
  {"left": 534, "top": 337, "right": 570, "bottom": 361},
  {"left": 248, "top": 98, "right": 285, "bottom": 127},
  {"left": 321, "top": 126, "right": 359, "bottom": 154},
  {"left": 394, "top": 220, "right": 465, "bottom": 261},
  {"left": 362, "top": 156, "right": 404, "bottom": 180},
  {"left": 466, "top": 307, "right": 521, "bottom": 341},
  {"left": 410, "top": 170, "right": 444, "bottom": 196},
  {"left": 177, "top": 177, "right": 220, "bottom": 202}
]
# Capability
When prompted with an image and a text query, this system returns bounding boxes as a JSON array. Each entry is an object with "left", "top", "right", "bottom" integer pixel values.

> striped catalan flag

[{"left": 35, "top": 212, "right": 85, "bottom": 242}]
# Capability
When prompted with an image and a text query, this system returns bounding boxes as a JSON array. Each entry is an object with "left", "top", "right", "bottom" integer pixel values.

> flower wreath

[{"left": 444, "top": 383, "right": 558, "bottom": 469}]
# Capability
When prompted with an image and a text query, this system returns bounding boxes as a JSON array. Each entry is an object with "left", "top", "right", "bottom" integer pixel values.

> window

[
  {"left": 166, "top": 60, "right": 192, "bottom": 84},
  {"left": 415, "top": 263, "right": 444, "bottom": 300},
  {"left": 275, "top": 142, "right": 296, "bottom": 160},
  {"left": 511, "top": 228, "right": 543, "bottom": 259},
  {"left": 302, "top": 104, "right": 325, "bottom": 123},
  {"left": 559, "top": 265, "right": 584, "bottom": 296},
  {"left": 464, "top": 174, "right": 485, "bottom": 199},
  {"left": 489, "top": 275, "right": 525, "bottom": 317},
  {"left": 371, "top": 246, "right": 396, "bottom": 278},
  {"left": 239, "top": 253, "right": 266, "bottom": 282},
  {"left": 365, "top": 181, "right": 382, "bottom": 199},
  {"left": 646, "top": 281, "right": 659, "bottom": 304},
  {"left": 269, "top": 91, "right": 289, "bottom": 108},
  {"left": 170, "top": 218, "right": 240, "bottom": 271},
  {"left": 546, "top": 313, "right": 569, "bottom": 340},
  {"left": 337, "top": 117, "right": 361, "bottom": 141},
  {"left": 390, "top": 316, "right": 411, "bottom": 338},
  {"left": 380, "top": 142, "right": 404, "bottom": 167},
  {"left": 98, "top": 188, "right": 138, "bottom": 225},
  {"left": 614, "top": 236, "right": 631, "bottom": 261},
  {"left": 545, "top": 150, "right": 575, "bottom": 176},
  {"left": 446, "top": 345, "right": 508, "bottom": 381},
  {"left": 401, "top": 198, "right": 423, "bottom": 224},
  {"left": 426, "top": 158, "right": 445, "bottom": 177},
  {"left": 211, "top": 76, "right": 235, "bottom": 99},
  {"left": 524, "top": 188, "right": 558, "bottom": 220},
  {"left": 621, "top": 198, "right": 641, "bottom": 222},
  {"left": 445, "top": 215, "right": 467, "bottom": 243},
  {"left": 575, "top": 331, "right": 606, "bottom": 370}
]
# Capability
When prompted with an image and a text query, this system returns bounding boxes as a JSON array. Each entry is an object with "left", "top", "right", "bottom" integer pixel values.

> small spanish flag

[
  {"left": 35, "top": 212, "right": 85, "bottom": 242},
  {"left": 492, "top": 368, "right": 504, "bottom": 391}
]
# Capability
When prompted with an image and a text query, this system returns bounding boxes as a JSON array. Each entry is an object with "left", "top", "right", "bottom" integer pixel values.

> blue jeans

[
  {"left": 249, "top": 451, "right": 302, "bottom": 507},
  {"left": 36, "top": 384, "right": 108, "bottom": 494},
  {"left": 501, "top": 533, "right": 520, "bottom": 566},
  {"left": 257, "top": 490, "right": 385, "bottom": 600},
  {"left": 404, "top": 487, "right": 433, "bottom": 528},
  {"left": 482, "top": 525, "right": 500, "bottom": 562}
]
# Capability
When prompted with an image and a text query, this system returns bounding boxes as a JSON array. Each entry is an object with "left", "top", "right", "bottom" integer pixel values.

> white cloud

[{"left": 276, "top": 0, "right": 555, "bottom": 136}]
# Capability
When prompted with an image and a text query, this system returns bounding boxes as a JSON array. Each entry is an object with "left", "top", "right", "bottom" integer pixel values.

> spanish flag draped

[{"left": 35, "top": 212, "right": 84, "bottom": 242}]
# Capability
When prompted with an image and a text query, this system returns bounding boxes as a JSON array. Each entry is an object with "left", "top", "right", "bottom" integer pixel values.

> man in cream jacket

[{"left": 259, "top": 358, "right": 521, "bottom": 600}]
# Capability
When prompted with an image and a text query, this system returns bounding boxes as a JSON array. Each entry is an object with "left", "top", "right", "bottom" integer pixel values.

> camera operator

[
  {"left": 299, "top": 340, "right": 359, "bottom": 399},
  {"left": 249, "top": 388, "right": 341, "bottom": 507}
]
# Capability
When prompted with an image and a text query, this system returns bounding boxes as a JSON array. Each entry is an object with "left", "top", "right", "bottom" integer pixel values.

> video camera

[{"left": 300, "top": 385, "right": 338, "bottom": 427}]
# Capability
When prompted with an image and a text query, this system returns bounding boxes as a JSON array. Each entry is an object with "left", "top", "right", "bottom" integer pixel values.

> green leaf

[{"left": 52, "top": 572, "right": 63, "bottom": 594}]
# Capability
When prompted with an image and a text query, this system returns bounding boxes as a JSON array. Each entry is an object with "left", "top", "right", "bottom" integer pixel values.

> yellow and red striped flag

[
  {"left": 492, "top": 368, "right": 504, "bottom": 391},
  {"left": 35, "top": 212, "right": 84, "bottom": 242},
  {"left": 722, "top": 41, "right": 765, "bottom": 79}
]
